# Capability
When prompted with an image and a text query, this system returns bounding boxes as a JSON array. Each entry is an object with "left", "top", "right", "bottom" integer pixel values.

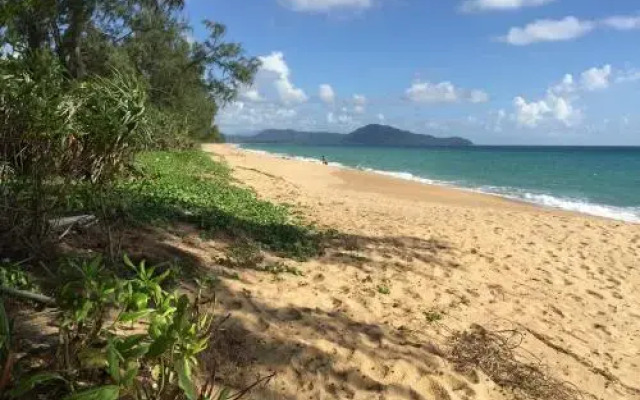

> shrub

[
  {"left": 5, "top": 256, "right": 240, "bottom": 400},
  {"left": 0, "top": 52, "right": 150, "bottom": 252}
]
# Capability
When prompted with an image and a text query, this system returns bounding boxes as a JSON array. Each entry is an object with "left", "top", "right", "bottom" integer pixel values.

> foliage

[
  {"left": 0, "top": 53, "right": 149, "bottom": 251},
  {"left": 0, "top": 0, "right": 259, "bottom": 142},
  {"left": 423, "top": 310, "right": 443, "bottom": 323},
  {"left": 92, "top": 151, "right": 322, "bottom": 259},
  {"left": 377, "top": 285, "right": 390, "bottom": 295},
  {"left": 6, "top": 256, "right": 247, "bottom": 400},
  {"left": 0, "top": 261, "right": 33, "bottom": 291}
]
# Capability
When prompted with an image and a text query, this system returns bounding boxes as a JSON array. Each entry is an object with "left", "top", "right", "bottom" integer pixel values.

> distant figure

[{"left": 321, "top": 155, "right": 328, "bottom": 165}]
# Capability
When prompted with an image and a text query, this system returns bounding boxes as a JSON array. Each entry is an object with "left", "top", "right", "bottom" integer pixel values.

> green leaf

[
  {"left": 131, "top": 292, "right": 148, "bottom": 310},
  {"left": 115, "top": 334, "right": 149, "bottom": 358},
  {"left": 123, "top": 254, "right": 135, "bottom": 269},
  {"left": 62, "top": 385, "right": 119, "bottom": 400},
  {"left": 8, "top": 372, "right": 67, "bottom": 397},
  {"left": 118, "top": 309, "right": 153, "bottom": 323},
  {"left": 121, "top": 362, "right": 140, "bottom": 387},
  {"left": 176, "top": 358, "right": 198, "bottom": 400},
  {"left": 107, "top": 341, "right": 120, "bottom": 383}
]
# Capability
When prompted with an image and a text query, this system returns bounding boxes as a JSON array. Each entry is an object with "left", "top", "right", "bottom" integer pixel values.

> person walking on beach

[{"left": 321, "top": 155, "right": 328, "bottom": 165}]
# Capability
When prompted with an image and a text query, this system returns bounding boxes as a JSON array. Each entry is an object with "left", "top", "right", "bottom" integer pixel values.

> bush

[
  {"left": 0, "top": 52, "right": 150, "bottom": 253},
  {"left": 3, "top": 256, "right": 237, "bottom": 400}
]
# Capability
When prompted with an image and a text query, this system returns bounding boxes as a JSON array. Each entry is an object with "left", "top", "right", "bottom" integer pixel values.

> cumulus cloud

[
  {"left": 461, "top": 0, "right": 554, "bottom": 12},
  {"left": 240, "top": 88, "right": 263, "bottom": 102},
  {"left": 280, "top": 0, "right": 372, "bottom": 13},
  {"left": 318, "top": 84, "right": 336, "bottom": 104},
  {"left": 513, "top": 94, "right": 581, "bottom": 128},
  {"left": 511, "top": 65, "right": 616, "bottom": 128},
  {"left": 501, "top": 17, "right": 594, "bottom": 45},
  {"left": 247, "top": 52, "right": 308, "bottom": 104},
  {"left": 405, "top": 81, "right": 489, "bottom": 104},
  {"left": 377, "top": 113, "right": 385, "bottom": 122},
  {"left": 580, "top": 65, "right": 612, "bottom": 91}
]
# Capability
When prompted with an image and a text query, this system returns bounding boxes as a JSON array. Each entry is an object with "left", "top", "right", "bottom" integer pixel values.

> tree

[{"left": 1, "top": 0, "right": 258, "bottom": 143}]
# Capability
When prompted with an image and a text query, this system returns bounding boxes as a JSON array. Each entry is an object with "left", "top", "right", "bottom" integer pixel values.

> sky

[{"left": 185, "top": 0, "right": 640, "bottom": 145}]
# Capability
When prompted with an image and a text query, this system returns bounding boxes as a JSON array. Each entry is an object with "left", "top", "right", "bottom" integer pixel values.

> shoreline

[
  {"left": 231, "top": 143, "right": 637, "bottom": 224},
  {"left": 203, "top": 143, "right": 640, "bottom": 399}
]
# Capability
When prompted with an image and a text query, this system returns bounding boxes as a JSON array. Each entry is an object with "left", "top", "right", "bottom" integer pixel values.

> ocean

[{"left": 239, "top": 144, "right": 640, "bottom": 223}]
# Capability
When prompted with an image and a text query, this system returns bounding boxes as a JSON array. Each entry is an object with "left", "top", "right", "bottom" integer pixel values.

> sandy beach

[{"left": 199, "top": 144, "right": 639, "bottom": 400}]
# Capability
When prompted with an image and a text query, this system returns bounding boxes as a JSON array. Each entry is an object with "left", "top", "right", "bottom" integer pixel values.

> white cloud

[
  {"left": 501, "top": 17, "right": 594, "bottom": 45},
  {"left": 318, "top": 84, "right": 336, "bottom": 104},
  {"left": 550, "top": 74, "right": 576, "bottom": 96},
  {"left": 256, "top": 52, "right": 308, "bottom": 104},
  {"left": 469, "top": 90, "right": 490, "bottom": 103},
  {"left": 240, "top": 88, "right": 264, "bottom": 102},
  {"left": 500, "top": 15, "right": 640, "bottom": 46},
  {"left": 218, "top": 101, "right": 300, "bottom": 131},
  {"left": 602, "top": 16, "right": 640, "bottom": 30},
  {"left": 461, "top": 0, "right": 554, "bottom": 12},
  {"left": 580, "top": 65, "right": 612, "bottom": 91},
  {"left": 377, "top": 113, "right": 385, "bottom": 122},
  {"left": 280, "top": 0, "right": 372, "bottom": 13},
  {"left": 406, "top": 81, "right": 489, "bottom": 104},
  {"left": 353, "top": 94, "right": 367, "bottom": 105},
  {"left": 513, "top": 96, "right": 551, "bottom": 127},
  {"left": 406, "top": 81, "right": 459, "bottom": 103},
  {"left": 510, "top": 65, "right": 618, "bottom": 128}
]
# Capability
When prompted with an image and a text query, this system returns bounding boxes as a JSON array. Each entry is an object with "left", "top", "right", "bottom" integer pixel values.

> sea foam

[{"left": 239, "top": 146, "right": 640, "bottom": 223}]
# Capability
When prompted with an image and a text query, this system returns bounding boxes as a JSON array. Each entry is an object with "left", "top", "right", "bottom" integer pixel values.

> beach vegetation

[
  {"left": 0, "top": 255, "right": 266, "bottom": 399},
  {"left": 0, "top": 0, "right": 308, "bottom": 397},
  {"left": 424, "top": 310, "right": 443, "bottom": 323},
  {"left": 377, "top": 285, "right": 391, "bottom": 295}
]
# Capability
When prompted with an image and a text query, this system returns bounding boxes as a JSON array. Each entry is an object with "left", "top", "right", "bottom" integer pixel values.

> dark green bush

[{"left": 0, "top": 52, "right": 150, "bottom": 251}]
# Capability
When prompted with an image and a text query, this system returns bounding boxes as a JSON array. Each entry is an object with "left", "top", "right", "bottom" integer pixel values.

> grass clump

[
  {"left": 110, "top": 151, "right": 321, "bottom": 259},
  {"left": 424, "top": 310, "right": 443, "bottom": 323},
  {"left": 377, "top": 285, "right": 390, "bottom": 295}
]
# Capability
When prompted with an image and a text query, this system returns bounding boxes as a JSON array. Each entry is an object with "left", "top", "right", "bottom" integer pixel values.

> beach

[{"left": 201, "top": 144, "right": 640, "bottom": 400}]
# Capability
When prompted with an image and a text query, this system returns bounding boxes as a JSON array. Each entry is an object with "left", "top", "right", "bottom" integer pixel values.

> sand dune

[{"left": 196, "top": 144, "right": 640, "bottom": 400}]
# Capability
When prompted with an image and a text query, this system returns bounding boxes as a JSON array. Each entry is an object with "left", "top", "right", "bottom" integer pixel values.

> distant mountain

[
  {"left": 343, "top": 124, "right": 472, "bottom": 147},
  {"left": 226, "top": 124, "right": 473, "bottom": 147}
]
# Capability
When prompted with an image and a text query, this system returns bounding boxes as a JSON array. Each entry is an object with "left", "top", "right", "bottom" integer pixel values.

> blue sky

[{"left": 185, "top": 0, "right": 640, "bottom": 145}]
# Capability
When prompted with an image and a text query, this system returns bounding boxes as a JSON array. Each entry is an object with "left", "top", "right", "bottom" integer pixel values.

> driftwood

[
  {"left": 48, "top": 214, "right": 97, "bottom": 239},
  {"left": 0, "top": 286, "right": 55, "bottom": 306},
  {"left": 48, "top": 215, "right": 97, "bottom": 231}
]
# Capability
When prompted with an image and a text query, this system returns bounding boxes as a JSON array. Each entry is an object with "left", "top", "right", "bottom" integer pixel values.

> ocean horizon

[{"left": 239, "top": 143, "right": 640, "bottom": 223}]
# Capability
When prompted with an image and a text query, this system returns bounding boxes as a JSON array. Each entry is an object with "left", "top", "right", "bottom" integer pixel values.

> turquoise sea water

[{"left": 239, "top": 144, "right": 640, "bottom": 223}]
